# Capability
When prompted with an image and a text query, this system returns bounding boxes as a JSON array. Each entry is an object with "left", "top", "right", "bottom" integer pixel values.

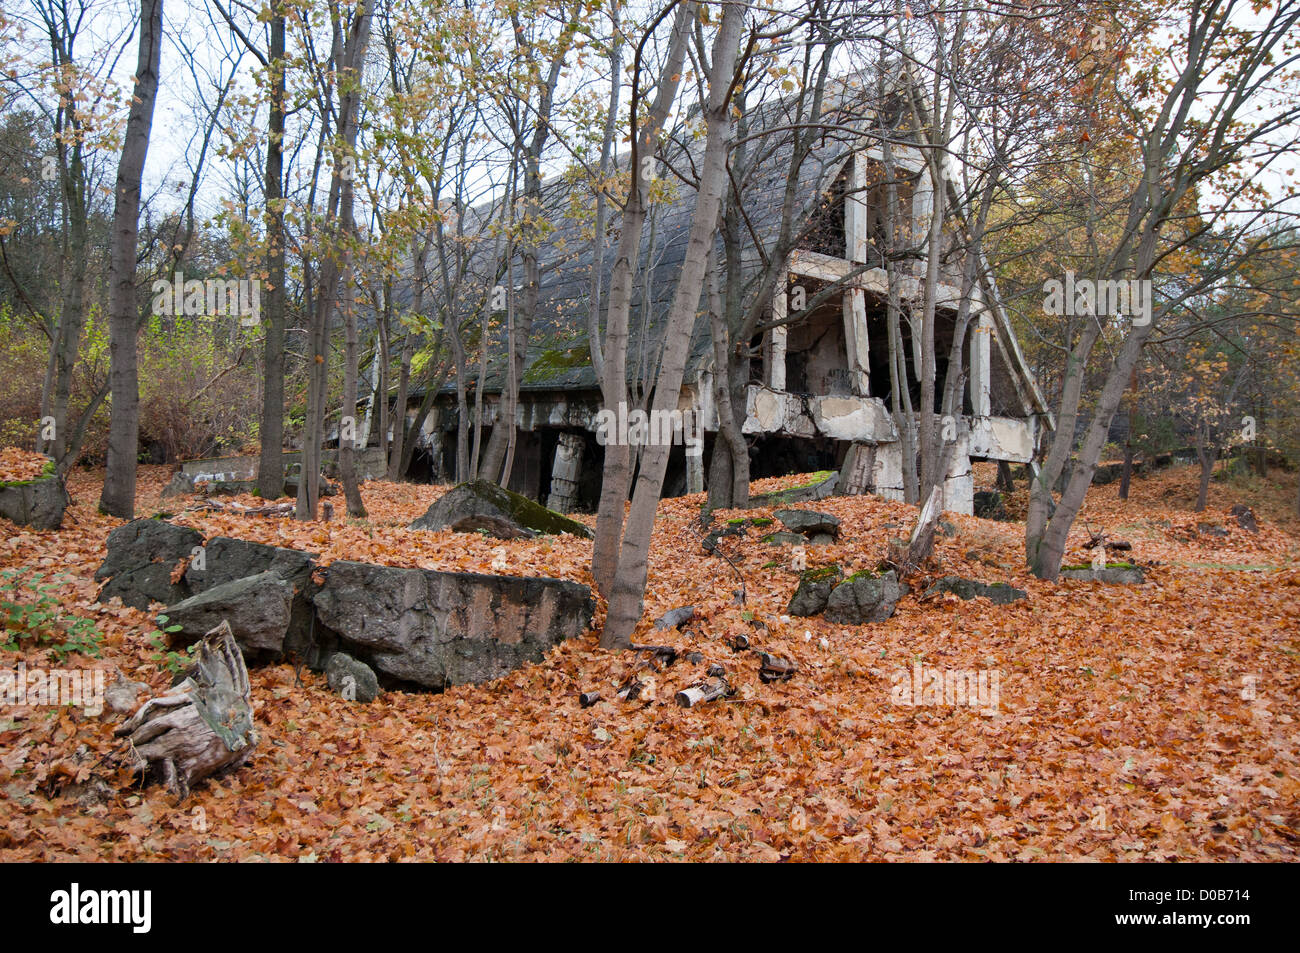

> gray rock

[
  {"left": 313, "top": 560, "right": 595, "bottom": 690},
  {"left": 159, "top": 471, "right": 195, "bottom": 498},
  {"left": 161, "top": 571, "right": 293, "bottom": 654},
  {"left": 762, "top": 531, "right": 808, "bottom": 546},
  {"left": 0, "top": 465, "right": 68, "bottom": 530},
  {"left": 1060, "top": 565, "right": 1144, "bottom": 585},
  {"left": 326, "top": 653, "right": 380, "bottom": 703},
  {"left": 95, "top": 519, "right": 204, "bottom": 609},
  {"left": 653, "top": 606, "right": 696, "bottom": 630},
  {"left": 102, "top": 669, "right": 150, "bottom": 718},
  {"left": 808, "top": 533, "right": 837, "bottom": 546},
  {"left": 1197, "top": 522, "right": 1229, "bottom": 537},
  {"left": 184, "top": 537, "right": 320, "bottom": 663},
  {"left": 448, "top": 514, "right": 537, "bottom": 540},
  {"left": 787, "top": 566, "right": 844, "bottom": 617},
  {"left": 922, "top": 575, "right": 1026, "bottom": 605},
  {"left": 825, "top": 570, "right": 903, "bottom": 625},
  {"left": 775, "top": 508, "right": 841, "bottom": 539},
  {"left": 411, "top": 480, "right": 592, "bottom": 538},
  {"left": 938, "top": 521, "right": 958, "bottom": 538}
]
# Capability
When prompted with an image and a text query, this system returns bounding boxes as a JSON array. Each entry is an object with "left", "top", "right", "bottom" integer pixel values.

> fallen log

[
  {"left": 630, "top": 643, "right": 679, "bottom": 666},
  {"left": 184, "top": 499, "right": 295, "bottom": 518},
  {"left": 675, "top": 676, "right": 730, "bottom": 708},
  {"left": 579, "top": 691, "right": 602, "bottom": 708},
  {"left": 758, "top": 652, "right": 796, "bottom": 683},
  {"left": 114, "top": 620, "right": 258, "bottom": 799}
]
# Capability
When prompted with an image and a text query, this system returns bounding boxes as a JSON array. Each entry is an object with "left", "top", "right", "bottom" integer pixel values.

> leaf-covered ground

[{"left": 1, "top": 462, "right": 1297, "bottom": 861}]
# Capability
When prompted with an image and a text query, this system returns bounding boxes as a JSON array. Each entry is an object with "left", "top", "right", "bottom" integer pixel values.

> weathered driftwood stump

[{"left": 115, "top": 621, "right": 258, "bottom": 798}]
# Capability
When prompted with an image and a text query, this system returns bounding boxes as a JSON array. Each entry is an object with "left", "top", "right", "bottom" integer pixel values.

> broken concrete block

[
  {"left": 312, "top": 560, "right": 594, "bottom": 690},
  {"left": 95, "top": 519, "right": 204, "bottom": 609},
  {"left": 161, "top": 571, "right": 294, "bottom": 655}
]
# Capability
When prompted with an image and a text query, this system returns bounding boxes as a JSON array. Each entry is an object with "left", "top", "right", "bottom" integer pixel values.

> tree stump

[{"left": 115, "top": 621, "right": 258, "bottom": 798}]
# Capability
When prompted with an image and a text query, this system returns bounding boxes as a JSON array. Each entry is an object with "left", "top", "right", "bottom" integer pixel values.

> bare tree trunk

[
  {"left": 602, "top": 1, "right": 743, "bottom": 649},
  {"left": 705, "top": 250, "right": 747, "bottom": 510},
  {"left": 334, "top": 10, "right": 372, "bottom": 519},
  {"left": 1030, "top": 321, "right": 1155, "bottom": 579},
  {"left": 257, "top": 9, "right": 288, "bottom": 499},
  {"left": 100, "top": 0, "right": 163, "bottom": 519},
  {"left": 586, "top": 1, "right": 622, "bottom": 387},
  {"left": 591, "top": 1, "right": 694, "bottom": 598},
  {"left": 298, "top": 3, "right": 371, "bottom": 521},
  {"left": 1194, "top": 419, "right": 1215, "bottom": 513},
  {"left": 375, "top": 283, "right": 392, "bottom": 468}
]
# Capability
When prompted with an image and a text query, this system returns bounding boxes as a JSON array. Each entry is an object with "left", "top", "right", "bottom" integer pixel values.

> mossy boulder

[
  {"left": 410, "top": 480, "right": 592, "bottom": 538},
  {"left": 922, "top": 575, "right": 1026, "bottom": 605},
  {"left": 825, "top": 569, "right": 903, "bottom": 625},
  {"left": 762, "top": 531, "right": 809, "bottom": 546},
  {"left": 787, "top": 565, "right": 843, "bottom": 617},
  {"left": 0, "top": 458, "right": 67, "bottom": 530},
  {"left": 774, "top": 508, "right": 841, "bottom": 539},
  {"left": 748, "top": 471, "right": 838, "bottom": 508},
  {"left": 1060, "top": 564, "right": 1144, "bottom": 585}
]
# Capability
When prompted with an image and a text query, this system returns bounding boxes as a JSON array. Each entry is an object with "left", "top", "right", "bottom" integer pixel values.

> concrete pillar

[
  {"left": 839, "top": 441, "right": 876, "bottom": 495},
  {"left": 546, "top": 432, "right": 584, "bottom": 513},
  {"left": 843, "top": 287, "right": 870, "bottom": 395},
  {"left": 686, "top": 447, "right": 705, "bottom": 495},
  {"left": 846, "top": 151, "right": 869, "bottom": 263},
  {"left": 770, "top": 279, "right": 787, "bottom": 391},
  {"left": 971, "top": 311, "right": 992, "bottom": 417}
]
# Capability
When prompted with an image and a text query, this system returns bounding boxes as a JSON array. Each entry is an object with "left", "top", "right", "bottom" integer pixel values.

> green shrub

[{"left": 0, "top": 570, "right": 102, "bottom": 660}]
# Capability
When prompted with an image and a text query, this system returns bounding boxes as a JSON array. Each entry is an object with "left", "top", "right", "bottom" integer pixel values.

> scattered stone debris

[
  {"left": 160, "top": 470, "right": 195, "bottom": 498},
  {"left": 1230, "top": 503, "right": 1258, "bottom": 533}
]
